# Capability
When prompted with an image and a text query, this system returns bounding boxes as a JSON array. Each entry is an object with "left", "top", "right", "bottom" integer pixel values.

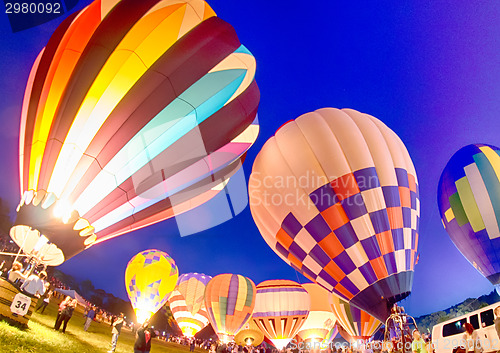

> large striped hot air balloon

[
  {"left": 438, "top": 144, "right": 500, "bottom": 292},
  {"left": 296, "top": 283, "right": 337, "bottom": 343},
  {"left": 252, "top": 280, "right": 310, "bottom": 349},
  {"left": 169, "top": 289, "right": 210, "bottom": 337},
  {"left": 125, "top": 249, "right": 178, "bottom": 324},
  {"left": 204, "top": 274, "right": 256, "bottom": 342},
  {"left": 329, "top": 294, "right": 381, "bottom": 342},
  {"left": 10, "top": 0, "right": 259, "bottom": 266},
  {"left": 249, "top": 108, "right": 419, "bottom": 321}
]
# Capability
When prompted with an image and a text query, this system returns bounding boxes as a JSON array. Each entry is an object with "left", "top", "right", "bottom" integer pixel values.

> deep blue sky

[{"left": 1, "top": 1, "right": 500, "bottom": 318}]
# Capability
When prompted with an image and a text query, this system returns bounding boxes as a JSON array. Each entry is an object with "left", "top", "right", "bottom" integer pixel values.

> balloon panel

[
  {"left": 169, "top": 289, "right": 210, "bottom": 337},
  {"left": 249, "top": 108, "right": 419, "bottom": 320},
  {"left": 177, "top": 272, "right": 212, "bottom": 315},
  {"left": 329, "top": 294, "right": 381, "bottom": 340},
  {"left": 204, "top": 274, "right": 256, "bottom": 340},
  {"left": 438, "top": 144, "right": 500, "bottom": 285},
  {"left": 125, "top": 249, "right": 178, "bottom": 323},
  {"left": 324, "top": 325, "right": 339, "bottom": 344},
  {"left": 252, "top": 280, "right": 310, "bottom": 349},
  {"left": 14, "top": 0, "right": 259, "bottom": 264}
]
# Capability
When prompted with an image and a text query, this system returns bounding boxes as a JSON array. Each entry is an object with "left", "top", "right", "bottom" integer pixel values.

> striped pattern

[
  {"left": 324, "top": 325, "right": 339, "bottom": 344},
  {"left": 125, "top": 249, "right": 178, "bottom": 324},
  {"left": 168, "top": 290, "right": 210, "bottom": 337},
  {"left": 176, "top": 272, "right": 212, "bottom": 316},
  {"left": 328, "top": 294, "right": 381, "bottom": 340},
  {"left": 249, "top": 108, "right": 419, "bottom": 321},
  {"left": 438, "top": 144, "right": 500, "bottom": 286},
  {"left": 252, "top": 280, "right": 310, "bottom": 349},
  {"left": 13, "top": 0, "right": 259, "bottom": 264},
  {"left": 296, "top": 283, "right": 337, "bottom": 342},
  {"left": 204, "top": 274, "right": 256, "bottom": 341}
]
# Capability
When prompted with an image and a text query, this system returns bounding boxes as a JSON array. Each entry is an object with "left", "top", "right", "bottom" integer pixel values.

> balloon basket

[
  {"left": 0, "top": 277, "right": 38, "bottom": 328},
  {"left": 383, "top": 304, "right": 420, "bottom": 353}
]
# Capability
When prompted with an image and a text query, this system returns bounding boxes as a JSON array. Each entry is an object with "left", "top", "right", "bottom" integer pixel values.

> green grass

[{"left": 0, "top": 301, "right": 205, "bottom": 353}]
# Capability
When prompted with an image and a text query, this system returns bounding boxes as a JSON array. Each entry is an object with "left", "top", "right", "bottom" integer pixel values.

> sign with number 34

[{"left": 10, "top": 293, "right": 31, "bottom": 316}]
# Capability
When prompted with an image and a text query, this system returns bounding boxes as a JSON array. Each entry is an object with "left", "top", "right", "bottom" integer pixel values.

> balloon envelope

[
  {"left": 438, "top": 144, "right": 500, "bottom": 290},
  {"left": 249, "top": 108, "right": 419, "bottom": 321},
  {"left": 177, "top": 272, "right": 212, "bottom": 316},
  {"left": 234, "top": 320, "right": 265, "bottom": 347},
  {"left": 12, "top": 0, "right": 259, "bottom": 265},
  {"left": 125, "top": 249, "right": 178, "bottom": 324},
  {"left": 296, "top": 283, "right": 337, "bottom": 343},
  {"left": 169, "top": 289, "right": 210, "bottom": 337},
  {"left": 204, "top": 273, "right": 256, "bottom": 342},
  {"left": 329, "top": 294, "right": 381, "bottom": 341},
  {"left": 252, "top": 279, "right": 310, "bottom": 349}
]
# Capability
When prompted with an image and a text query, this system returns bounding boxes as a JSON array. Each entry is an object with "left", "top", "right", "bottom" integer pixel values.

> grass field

[{"left": 0, "top": 300, "right": 204, "bottom": 353}]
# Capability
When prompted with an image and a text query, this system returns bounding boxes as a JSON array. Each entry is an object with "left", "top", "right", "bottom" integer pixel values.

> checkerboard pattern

[{"left": 273, "top": 166, "right": 419, "bottom": 302}]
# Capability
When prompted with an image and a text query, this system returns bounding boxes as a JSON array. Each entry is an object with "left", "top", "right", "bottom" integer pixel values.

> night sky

[{"left": 1, "top": 1, "right": 500, "bottom": 318}]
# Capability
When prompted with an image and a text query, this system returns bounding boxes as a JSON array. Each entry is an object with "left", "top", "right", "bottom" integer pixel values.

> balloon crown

[{"left": 10, "top": 190, "right": 96, "bottom": 265}]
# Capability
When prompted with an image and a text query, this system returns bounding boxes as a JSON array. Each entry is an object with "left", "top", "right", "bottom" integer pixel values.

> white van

[{"left": 432, "top": 302, "right": 500, "bottom": 353}]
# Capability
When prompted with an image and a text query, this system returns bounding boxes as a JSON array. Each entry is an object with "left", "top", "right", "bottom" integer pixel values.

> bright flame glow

[
  {"left": 271, "top": 339, "right": 292, "bottom": 350},
  {"left": 135, "top": 308, "right": 154, "bottom": 325},
  {"left": 33, "top": 234, "right": 49, "bottom": 252}
]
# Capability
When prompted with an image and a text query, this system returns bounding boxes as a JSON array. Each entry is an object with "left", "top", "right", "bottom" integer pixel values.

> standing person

[
  {"left": 108, "top": 312, "right": 125, "bottom": 353},
  {"left": 55, "top": 298, "right": 77, "bottom": 333},
  {"left": 84, "top": 305, "right": 96, "bottom": 332},
  {"left": 134, "top": 319, "right": 155, "bottom": 353},
  {"left": 21, "top": 271, "right": 47, "bottom": 297},
  {"left": 411, "top": 330, "right": 428, "bottom": 353},
  {"left": 8, "top": 261, "right": 27, "bottom": 284},
  {"left": 494, "top": 306, "right": 500, "bottom": 340},
  {"left": 35, "top": 282, "right": 52, "bottom": 314},
  {"left": 54, "top": 296, "right": 72, "bottom": 329},
  {"left": 462, "top": 323, "right": 482, "bottom": 353},
  {"left": 190, "top": 338, "right": 196, "bottom": 352}
]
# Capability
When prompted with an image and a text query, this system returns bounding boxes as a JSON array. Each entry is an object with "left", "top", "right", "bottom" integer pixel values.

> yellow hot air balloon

[
  {"left": 296, "top": 283, "right": 338, "bottom": 343},
  {"left": 125, "top": 249, "right": 178, "bottom": 324}
]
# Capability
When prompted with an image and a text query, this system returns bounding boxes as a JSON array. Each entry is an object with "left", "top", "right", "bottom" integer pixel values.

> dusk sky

[{"left": 1, "top": 1, "right": 500, "bottom": 318}]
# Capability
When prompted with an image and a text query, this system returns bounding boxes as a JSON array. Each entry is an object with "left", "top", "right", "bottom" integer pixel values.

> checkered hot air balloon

[
  {"left": 10, "top": 0, "right": 259, "bottom": 266},
  {"left": 252, "top": 280, "right": 311, "bottom": 350},
  {"left": 125, "top": 249, "right": 178, "bottom": 324},
  {"left": 296, "top": 283, "right": 338, "bottom": 343},
  {"left": 329, "top": 294, "right": 381, "bottom": 341},
  {"left": 438, "top": 144, "right": 500, "bottom": 293},
  {"left": 204, "top": 274, "right": 256, "bottom": 342},
  {"left": 169, "top": 272, "right": 212, "bottom": 337},
  {"left": 249, "top": 108, "right": 419, "bottom": 321}
]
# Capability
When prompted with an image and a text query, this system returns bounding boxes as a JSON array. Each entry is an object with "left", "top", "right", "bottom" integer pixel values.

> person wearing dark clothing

[
  {"left": 54, "top": 298, "right": 77, "bottom": 333},
  {"left": 217, "top": 343, "right": 228, "bottom": 353},
  {"left": 190, "top": 339, "right": 196, "bottom": 352},
  {"left": 134, "top": 320, "right": 155, "bottom": 353}
]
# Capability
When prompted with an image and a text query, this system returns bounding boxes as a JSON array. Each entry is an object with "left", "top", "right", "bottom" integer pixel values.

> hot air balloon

[
  {"left": 296, "top": 283, "right": 337, "bottom": 343},
  {"left": 249, "top": 108, "right": 419, "bottom": 321},
  {"left": 329, "top": 294, "right": 382, "bottom": 342},
  {"left": 252, "top": 280, "right": 310, "bottom": 349},
  {"left": 10, "top": 0, "right": 260, "bottom": 266},
  {"left": 438, "top": 144, "right": 500, "bottom": 292},
  {"left": 169, "top": 289, "right": 210, "bottom": 337},
  {"left": 204, "top": 273, "right": 256, "bottom": 342},
  {"left": 125, "top": 249, "right": 178, "bottom": 324},
  {"left": 168, "top": 272, "right": 212, "bottom": 336},
  {"left": 235, "top": 320, "right": 265, "bottom": 347}
]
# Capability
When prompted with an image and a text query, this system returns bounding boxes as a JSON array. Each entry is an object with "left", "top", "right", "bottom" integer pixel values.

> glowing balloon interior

[
  {"left": 249, "top": 108, "right": 419, "bottom": 321},
  {"left": 125, "top": 249, "right": 178, "bottom": 324},
  {"left": 12, "top": 0, "right": 259, "bottom": 265},
  {"left": 438, "top": 144, "right": 500, "bottom": 291},
  {"left": 204, "top": 273, "right": 256, "bottom": 342},
  {"left": 169, "top": 289, "right": 210, "bottom": 337}
]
